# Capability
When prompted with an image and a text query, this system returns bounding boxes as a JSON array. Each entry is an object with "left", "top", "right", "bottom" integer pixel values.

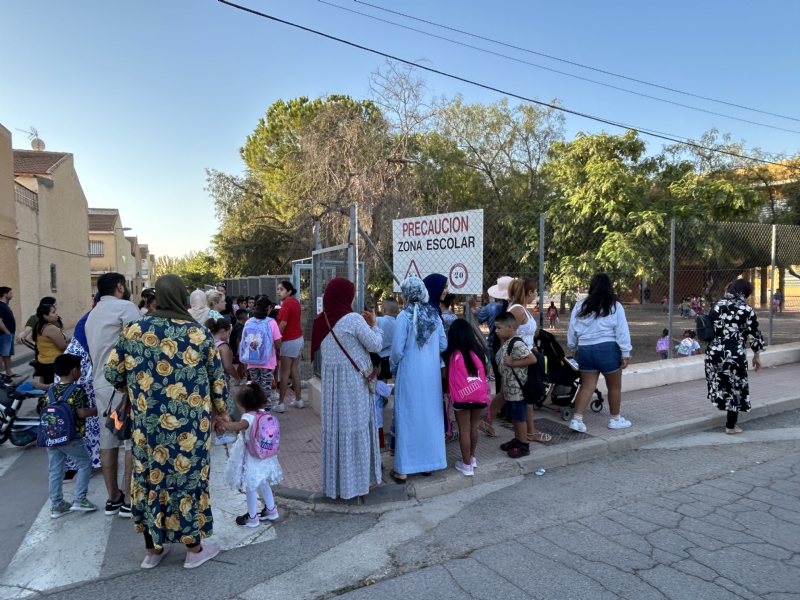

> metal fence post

[
  {"left": 348, "top": 203, "right": 361, "bottom": 309},
  {"left": 539, "top": 212, "right": 545, "bottom": 329},
  {"left": 769, "top": 224, "right": 776, "bottom": 346},
  {"left": 668, "top": 219, "right": 676, "bottom": 360}
]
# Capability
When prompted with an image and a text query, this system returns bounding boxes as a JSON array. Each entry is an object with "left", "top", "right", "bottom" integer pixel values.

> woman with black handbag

[{"left": 311, "top": 277, "right": 383, "bottom": 500}]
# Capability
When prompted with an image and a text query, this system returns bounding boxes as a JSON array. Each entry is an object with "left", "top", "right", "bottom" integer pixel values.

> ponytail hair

[{"left": 204, "top": 317, "right": 231, "bottom": 334}]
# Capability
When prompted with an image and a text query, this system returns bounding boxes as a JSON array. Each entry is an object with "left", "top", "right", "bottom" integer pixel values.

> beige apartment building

[
  {"left": 8, "top": 140, "right": 91, "bottom": 329},
  {"left": 0, "top": 126, "right": 22, "bottom": 320},
  {"left": 88, "top": 208, "right": 134, "bottom": 295},
  {"left": 140, "top": 243, "right": 156, "bottom": 290}
]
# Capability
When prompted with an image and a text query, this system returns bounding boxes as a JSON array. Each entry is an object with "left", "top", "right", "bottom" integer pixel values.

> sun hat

[{"left": 487, "top": 276, "right": 513, "bottom": 300}]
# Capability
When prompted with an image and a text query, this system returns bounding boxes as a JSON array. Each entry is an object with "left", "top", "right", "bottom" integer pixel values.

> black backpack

[
  {"left": 507, "top": 337, "right": 548, "bottom": 405},
  {"left": 696, "top": 313, "right": 715, "bottom": 342}
]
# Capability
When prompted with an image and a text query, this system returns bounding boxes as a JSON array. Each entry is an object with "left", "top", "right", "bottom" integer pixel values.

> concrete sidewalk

[{"left": 272, "top": 362, "right": 800, "bottom": 506}]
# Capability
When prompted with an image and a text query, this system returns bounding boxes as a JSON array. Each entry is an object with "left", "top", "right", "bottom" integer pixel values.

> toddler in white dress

[{"left": 221, "top": 382, "right": 283, "bottom": 527}]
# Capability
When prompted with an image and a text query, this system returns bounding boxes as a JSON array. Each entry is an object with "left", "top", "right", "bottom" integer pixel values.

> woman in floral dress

[
  {"left": 705, "top": 279, "right": 764, "bottom": 435},
  {"left": 105, "top": 274, "right": 230, "bottom": 570}
]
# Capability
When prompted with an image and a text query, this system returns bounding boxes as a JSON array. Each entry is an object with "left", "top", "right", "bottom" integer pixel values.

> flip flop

[
  {"left": 527, "top": 432, "right": 552, "bottom": 443},
  {"left": 389, "top": 470, "right": 407, "bottom": 484}
]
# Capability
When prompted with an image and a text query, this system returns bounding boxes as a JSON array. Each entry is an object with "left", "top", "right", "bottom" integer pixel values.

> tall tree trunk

[{"left": 760, "top": 266, "right": 768, "bottom": 308}]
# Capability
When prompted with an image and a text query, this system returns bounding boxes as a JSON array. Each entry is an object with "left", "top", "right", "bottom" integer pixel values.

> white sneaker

[
  {"left": 214, "top": 433, "right": 237, "bottom": 446},
  {"left": 273, "top": 403, "right": 286, "bottom": 413},
  {"left": 569, "top": 418, "right": 587, "bottom": 433},
  {"left": 608, "top": 416, "right": 632, "bottom": 430},
  {"left": 471, "top": 456, "right": 477, "bottom": 468},
  {"left": 290, "top": 399, "right": 305, "bottom": 409}
]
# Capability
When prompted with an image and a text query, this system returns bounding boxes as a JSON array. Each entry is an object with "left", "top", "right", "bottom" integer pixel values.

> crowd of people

[{"left": 0, "top": 266, "right": 768, "bottom": 571}]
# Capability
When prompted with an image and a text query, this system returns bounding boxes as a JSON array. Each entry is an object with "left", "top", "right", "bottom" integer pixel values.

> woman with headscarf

[
  {"left": 389, "top": 277, "right": 448, "bottom": 483},
  {"left": 105, "top": 274, "right": 229, "bottom": 569},
  {"left": 311, "top": 278, "right": 383, "bottom": 500},
  {"left": 423, "top": 273, "right": 449, "bottom": 318},
  {"left": 705, "top": 279, "right": 764, "bottom": 435},
  {"left": 188, "top": 289, "right": 224, "bottom": 325}
]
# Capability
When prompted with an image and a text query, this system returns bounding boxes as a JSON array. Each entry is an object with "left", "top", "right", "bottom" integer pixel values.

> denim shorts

[
  {"left": 506, "top": 399, "right": 527, "bottom": 422},
  {"left": 576, "top": 342, "right": 622, "bottom": 374},
  {"left": 0, "top": 334, "right": 14, "bottom": 357}
]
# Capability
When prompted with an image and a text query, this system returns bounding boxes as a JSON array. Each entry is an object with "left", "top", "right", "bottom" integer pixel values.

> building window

[
  {"left": 50, "top": 264, "right": 57, "bottom": 292},
  {"left": 89, "top": 240, "right": 104, "bottom": 256}
]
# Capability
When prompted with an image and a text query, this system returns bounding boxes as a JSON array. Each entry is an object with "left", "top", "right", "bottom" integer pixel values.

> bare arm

[
  {"left": 217, "top": 344, "right": 240, "bottom": 382},
  {"left": 43, "top": 325, "right": 68, "bottom": 351},
  {"left": 76, "top": 407, "right": 98, "bottom": 419},
  {"left": 0, "top": 321, "right": 9, "bottom": 335},
  {"left": 221, "top": 419, "right": 249, "bottom": 433},
  {"left": 278, "top": 321, "right": 288, "bottom": 333},
  {"left": 16, "top": 325, "right": 32, "bottom": 344}
]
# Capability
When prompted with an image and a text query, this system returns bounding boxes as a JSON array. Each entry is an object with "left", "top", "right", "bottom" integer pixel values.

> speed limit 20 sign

[{"left": 392, "top": 210, "right": 484, "bottom": 294}]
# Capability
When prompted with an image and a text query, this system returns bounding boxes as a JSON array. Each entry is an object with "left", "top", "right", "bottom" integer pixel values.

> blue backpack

[
  {"left": 37, "top": 383, "right": 78, "bottom": 448},
  {"left": 238, "top": 318, "right": 274, "bottom": 366}
]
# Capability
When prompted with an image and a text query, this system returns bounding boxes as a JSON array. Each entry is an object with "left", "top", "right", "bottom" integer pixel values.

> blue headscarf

[
  {"left": 401, "top": 277, "right": 440, "bottom": 348},
  {"left": 73, "top": 312, "right": 90, "bottom": 351},
  {"left": 423, "top": 273, "right": 448, "bottom": 318}
]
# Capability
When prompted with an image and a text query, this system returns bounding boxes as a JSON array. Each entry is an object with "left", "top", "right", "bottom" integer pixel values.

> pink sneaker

[
  {"left": 140, "top": 545, "right": 171, "bottom": 569},
  {"left": 183, "top": 542, "right": 220, "bottom": 569},
  {"left": 259, "top": 506, "right": 279, "bottom": 521},
  {"left": 455, "top": 461, "right": 473, "bottom": 476},
  {"left": 471, "top": 457, "right": 477, "bottom": 468}
]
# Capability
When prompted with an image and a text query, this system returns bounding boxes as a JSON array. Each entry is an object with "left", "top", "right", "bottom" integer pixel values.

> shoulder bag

[{"left": 324, "top": 312, "right": 377, "bottom": 395}]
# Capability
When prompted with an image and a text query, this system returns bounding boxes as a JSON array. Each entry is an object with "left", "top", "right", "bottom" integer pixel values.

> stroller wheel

[
  {"left": 560, "top": 406, "right": 573, "bottom": 421},
  {"left": 590, "top": 398, "right": 604, "bottom": 413}
]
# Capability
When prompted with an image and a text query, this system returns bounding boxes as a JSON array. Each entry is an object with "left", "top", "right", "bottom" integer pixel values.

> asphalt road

[{"left": 1, "top": 410, "right": 799, "bottom": 600}]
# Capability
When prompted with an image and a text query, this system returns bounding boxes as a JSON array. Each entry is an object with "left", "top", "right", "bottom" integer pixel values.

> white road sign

[{"left": 392, "top": 209, "right": 484, "bottom": 294}]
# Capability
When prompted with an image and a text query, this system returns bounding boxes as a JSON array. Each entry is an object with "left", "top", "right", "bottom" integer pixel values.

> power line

[
  {"left": 354, "top": 0, "right": 800, "bottom": 124},
  {"left": 318, "top": 1, "right": 800, "bottom": 135},
  {"left": 216, "top": 0, "right": 788, "bottom": 166},
  {"left": 0, "top": 232, "right": 91, "bottom": 259}
]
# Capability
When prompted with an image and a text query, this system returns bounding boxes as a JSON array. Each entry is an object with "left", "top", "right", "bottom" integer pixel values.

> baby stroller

[{"left": 534, "top": 329, "right": 604, "bottom": 421}]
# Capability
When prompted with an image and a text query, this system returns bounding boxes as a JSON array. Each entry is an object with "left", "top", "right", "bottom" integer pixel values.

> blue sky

[{"left": 2, "top": 0, "right": 798, "bottom": 257}]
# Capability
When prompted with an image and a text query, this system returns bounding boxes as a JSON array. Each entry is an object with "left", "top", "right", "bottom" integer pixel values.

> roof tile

[{"left": 13, "top": 150, "right": 70, "bottom": 175}]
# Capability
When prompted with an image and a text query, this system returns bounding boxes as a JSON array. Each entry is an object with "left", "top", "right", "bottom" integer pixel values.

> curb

[{"left": 276, "top": 393, "right": 800, "bottom": 509}]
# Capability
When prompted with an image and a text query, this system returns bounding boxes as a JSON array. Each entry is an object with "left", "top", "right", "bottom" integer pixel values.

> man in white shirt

[{"left": 86, "top": 273, "right": 141, "bottom": 517}]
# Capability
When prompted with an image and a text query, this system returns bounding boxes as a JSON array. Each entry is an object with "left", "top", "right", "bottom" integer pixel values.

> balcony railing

[{"left": 15, "top": 183, "right": 38, "bottom": 211}]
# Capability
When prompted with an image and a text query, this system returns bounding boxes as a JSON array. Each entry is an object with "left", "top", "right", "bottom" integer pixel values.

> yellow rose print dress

[{"left": 105, "top": 317, "right": 227, "bottom": 548}]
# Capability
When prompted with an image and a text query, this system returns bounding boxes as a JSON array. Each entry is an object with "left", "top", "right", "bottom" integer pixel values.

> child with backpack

[
  {"left": 494, "top": 312, "right": 539, "bottom": 459},
  {"left": 443, "top": 319, "right": 491, "bottom": 476},
  {"left": 221, "top": 382, "right": 283, "bottom": 526},
  {"left": 655, "top": 328, "right": 670, "bottom": 359},
  {"left": 40, "top": 353, "right": 98, "bottom": 518},
  {"left": 239, "top": 297, "right": 283, "bottom": 410}
]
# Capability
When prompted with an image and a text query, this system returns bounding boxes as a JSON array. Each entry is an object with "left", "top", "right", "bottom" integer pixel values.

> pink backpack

[
  {"left": 448, "top": 351, "right": 491, "bottom": 405},
  {"left": 245, "top": 411, "right": 280, "bottom": 459}
]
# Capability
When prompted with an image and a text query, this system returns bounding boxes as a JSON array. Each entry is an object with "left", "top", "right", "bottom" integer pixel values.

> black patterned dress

[{"left": 704, "top": 293, "right": 765, "bottom": 413}]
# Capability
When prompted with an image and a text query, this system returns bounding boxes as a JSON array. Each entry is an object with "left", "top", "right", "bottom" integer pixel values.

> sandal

[
  {"left": 478, "top": 420, "right": 497, "bottom": 437},
  {"left": 389, "top": 470, "right": 407, "bottom": 484},
  {"left": 527, "top": 432, "right": 552, "bottom": 443}
]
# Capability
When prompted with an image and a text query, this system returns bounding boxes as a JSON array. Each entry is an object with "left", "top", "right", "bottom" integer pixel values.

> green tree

[{"left": 155, "top": 250, "right": 223, "bottom": 291}]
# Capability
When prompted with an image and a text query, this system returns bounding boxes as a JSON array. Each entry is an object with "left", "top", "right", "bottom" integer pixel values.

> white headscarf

[{"left": 188, "top": 289, "right": 210, "bottom": 324}]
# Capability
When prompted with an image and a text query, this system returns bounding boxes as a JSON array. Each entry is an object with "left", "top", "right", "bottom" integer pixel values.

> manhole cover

[{"left": 534, "top": 418, "right": 593, "bottom": 445}]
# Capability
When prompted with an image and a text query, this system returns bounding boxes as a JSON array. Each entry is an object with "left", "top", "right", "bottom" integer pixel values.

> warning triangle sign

[{"left": 404, "top": 259, "right": 421, "bottom": 279}]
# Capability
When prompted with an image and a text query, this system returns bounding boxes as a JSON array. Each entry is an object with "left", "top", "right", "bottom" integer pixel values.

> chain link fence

[
  {"left": 356, "top": 211, "right": 800, "bottom": 366},
  {"left": 230, "top": 209, "right": 800, "bottom": 373}
]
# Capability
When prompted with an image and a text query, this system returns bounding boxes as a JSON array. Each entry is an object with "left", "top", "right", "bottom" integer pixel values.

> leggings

[
  {"left": 144, "top": 531, "right": 199, "bottom": 550},
  {"left": 246, "top": 483, "right": 275, "bottom": 517},
  {"left": 248, "top": 368, "right": 274, "bottom": 391},
  {"left": 726, "top": 410, "right": 739, "bottom": 429}
]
